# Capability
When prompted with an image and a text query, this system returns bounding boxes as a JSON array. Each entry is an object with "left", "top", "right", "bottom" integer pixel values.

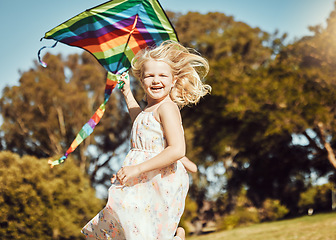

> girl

[{"left": 82, "top": 41, "right": 210, "bottom": 240}]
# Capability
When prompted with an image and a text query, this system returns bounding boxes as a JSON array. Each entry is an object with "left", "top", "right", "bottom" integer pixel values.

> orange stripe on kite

[
  {"left": 70, "top": 24, "right": 135, "bottom": 53},
  {"left": 92, "top": 113, "right": 100, "bottom": 123},
  {"left": 96, "top": 108, "right": 105, "bottom": 118}
]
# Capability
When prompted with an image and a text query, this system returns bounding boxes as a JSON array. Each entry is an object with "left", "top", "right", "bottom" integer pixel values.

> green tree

[
  {"left": 0, "top": 151, "right": 103, "bottom": 239},
  {"left": 234, "top": 3, "right": 336, "bottom": 211},
  {"left": 272, "top": 3, "right": 336, "bottom": 173},
  {"left": 174, "top": 8, "right": 336, "bottom": 215},
  {"left": 173, "top": 11, "right": 289, "bottom": 211},
  {"left": 0, "top": 52, "right": 132, "bottom": 188}
]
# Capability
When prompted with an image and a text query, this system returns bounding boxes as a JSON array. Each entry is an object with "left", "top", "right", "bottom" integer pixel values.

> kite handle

[
  {"left": 117, "top": 71, "right": 129, "bottom": 89},
  {"left": 38, "top": 40, "right": 58, "bottom": 68},
  {"left": 118, "top": 81, "right": 125, "bottom": 89}
]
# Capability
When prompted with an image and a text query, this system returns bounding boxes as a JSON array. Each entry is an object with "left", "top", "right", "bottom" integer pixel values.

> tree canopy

[
  {"left": 172, "top": 8, "right": 336, "bottom": 213},
  {"left": 0, "top": 52, "right": 133, "bottom": 189},
  {"left": 0, "top": 151, "right": 103, "bottom": 239}
]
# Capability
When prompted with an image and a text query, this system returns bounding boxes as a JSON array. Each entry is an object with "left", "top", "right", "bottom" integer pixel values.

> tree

[
  {"left": 0, "top": 151, "right": 103, "bottom": 239},
  {"left": 0, "top": 52, "right": 132, "bottom": 187},
  {"left": 173, "top": 11, "right": 288, "bottom": 211},
  {"left": 272, "top": 3, "right": 336, "bottom": 173},
  {"left": 174, "top": 8, "right": 336, "bottom": 215}
]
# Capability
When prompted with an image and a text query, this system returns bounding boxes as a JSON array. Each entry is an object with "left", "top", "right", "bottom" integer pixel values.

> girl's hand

[
  {"left": 110, "top": 174, "right": 117, "bottom": 184},
  {"left": 119, "top": 72, "right": 131, "bottom": 96},
  {"left": 116, "top": 165, "right": 141, "bottom": 185}
]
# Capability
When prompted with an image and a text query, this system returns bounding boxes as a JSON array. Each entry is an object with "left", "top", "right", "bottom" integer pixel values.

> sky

[{"left": 0, "top": 0, "right": 335, "bottom": 93}]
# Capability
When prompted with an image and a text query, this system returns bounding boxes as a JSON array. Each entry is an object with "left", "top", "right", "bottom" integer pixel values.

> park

[{"left": 1, "top": 0, "right": 336, "bottom": 239}]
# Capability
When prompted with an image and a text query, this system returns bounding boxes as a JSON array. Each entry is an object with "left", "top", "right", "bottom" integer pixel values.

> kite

[{"left": 38, "top": 0, "right": 178, "bottom": 167}]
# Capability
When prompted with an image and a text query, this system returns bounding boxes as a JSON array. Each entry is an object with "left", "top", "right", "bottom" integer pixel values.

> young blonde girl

[{"left": 82, "top": 41, "right": 210, "bottom": 240}]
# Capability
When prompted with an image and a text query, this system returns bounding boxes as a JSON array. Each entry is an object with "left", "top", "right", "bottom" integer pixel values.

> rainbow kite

[{"left": 38, "top": 0, "right": 178, "bottom": 167}]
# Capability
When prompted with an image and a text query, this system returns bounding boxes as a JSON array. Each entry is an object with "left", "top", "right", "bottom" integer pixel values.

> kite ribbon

[
  {"left": 48, "top": 71, "right": 128, "bottom": 168},
  {"left": 37, "top": 41, "right": 58, "bottom": 68}
]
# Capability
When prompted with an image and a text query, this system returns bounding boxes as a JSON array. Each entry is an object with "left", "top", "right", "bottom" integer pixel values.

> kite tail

[
  {"left": 38, "top": 39, "right": 58, "bottom": 67},
  {"left": 48, "top": 72, "right": 128, "bottom": 168}
]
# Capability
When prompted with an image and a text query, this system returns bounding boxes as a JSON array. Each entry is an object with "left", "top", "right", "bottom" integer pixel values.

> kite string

[{"left": 38, "top": 40, "right": 58, "bottom": 68}]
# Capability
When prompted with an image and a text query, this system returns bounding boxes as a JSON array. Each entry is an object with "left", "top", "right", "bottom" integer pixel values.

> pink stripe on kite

[{"left": 88, "top": 118, "right": 97, "bottom": 128}]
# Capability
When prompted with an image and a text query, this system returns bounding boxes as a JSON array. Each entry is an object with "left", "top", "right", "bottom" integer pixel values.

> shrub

[
  {"left": 0, "top": 151, "right": 103, "bottom": 240},
  {"left": 259, "top": 199, "right": 289, "bottom": 221},
  {"left": 298, "top": 187, "right": 317, "bottom": 211},
  {"left": 298, "top": 183, "right": 332, "bottom": 213},
  {"left": 218, "top": 207, "right": 260, "bottom": 230}
]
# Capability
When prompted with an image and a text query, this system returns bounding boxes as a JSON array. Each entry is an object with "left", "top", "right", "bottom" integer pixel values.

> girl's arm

[
  {"left": 120, "top": 73, "right": 142, "bottom": 122},
  {"left": 117, "top": 101, "right": 185, "bottom": 184},
  {"left": 180, "top": 156, "right": 197, "bottom": 173}
]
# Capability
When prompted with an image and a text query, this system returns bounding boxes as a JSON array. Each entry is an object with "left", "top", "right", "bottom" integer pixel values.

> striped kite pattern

[
  {"left": 40, "top": 0, "right": 178, "bottom": 167},
  {"left": 43, "top": 0, "right": 178, "bottom": 74}
]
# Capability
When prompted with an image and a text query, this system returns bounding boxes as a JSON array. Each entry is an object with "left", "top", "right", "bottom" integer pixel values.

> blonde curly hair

[{"left": 131, "top": 41, "right": 211, "bottom": 108}]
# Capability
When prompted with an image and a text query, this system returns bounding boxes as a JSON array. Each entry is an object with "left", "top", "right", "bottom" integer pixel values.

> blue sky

[{"left": 0, "top": 0, "right": 334, "bottom": 93}]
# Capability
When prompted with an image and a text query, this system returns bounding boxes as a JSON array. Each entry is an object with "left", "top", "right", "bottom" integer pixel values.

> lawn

[{"left": 188, "top": 212, "right": 336, "bottom": 240}]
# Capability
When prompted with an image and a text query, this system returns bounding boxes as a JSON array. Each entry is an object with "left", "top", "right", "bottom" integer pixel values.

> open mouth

[{"left": 151, "top": 86, "right": 163, "bottom": 91}]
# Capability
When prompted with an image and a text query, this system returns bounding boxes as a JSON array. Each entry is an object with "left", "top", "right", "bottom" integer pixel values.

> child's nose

[{"left": 152, "top": 76, "right": 160, "bottom": 83}]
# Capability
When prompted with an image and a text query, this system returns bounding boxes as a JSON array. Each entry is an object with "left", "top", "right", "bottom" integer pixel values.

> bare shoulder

[{"left": 156, "top": 101, "right": 181, "bottom": 123}]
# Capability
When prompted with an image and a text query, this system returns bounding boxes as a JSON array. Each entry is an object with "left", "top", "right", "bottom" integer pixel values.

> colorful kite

[{"left": 38, "top": 0, "right": 178, "bottom": 167}]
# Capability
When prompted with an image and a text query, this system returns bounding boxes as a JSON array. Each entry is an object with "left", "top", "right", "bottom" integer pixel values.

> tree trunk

[{"left": 317, "top": 122, "right": 336, "bottom": 169}]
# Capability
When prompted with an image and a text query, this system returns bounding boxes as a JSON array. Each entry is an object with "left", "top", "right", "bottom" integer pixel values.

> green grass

[{"left": 188, "top": 212, "right": 336, "bottom": 240}]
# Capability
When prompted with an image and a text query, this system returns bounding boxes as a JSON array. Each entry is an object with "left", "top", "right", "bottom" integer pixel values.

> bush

[
  {"left": 218, "top": 207, "right": 260, "bottom": 230},
  {"left": 298, "top": 187, "right": 317, "bottom": 211},
  {"left": 298, "top": 183, "right": 332, "bottom": 213},
  {"left": 314, "top": 184, "right": 332, "bottom": 211},
  {"left": 259, "top": 199, "right": 289, "bottom": 221},
  {"left": 0, "top": 151, "right": 103, "bottom": 240}
]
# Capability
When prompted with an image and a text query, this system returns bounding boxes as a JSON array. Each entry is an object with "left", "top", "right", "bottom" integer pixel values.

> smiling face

[{"left": 142, "top": 60, "right": 176, "bottom": 105}]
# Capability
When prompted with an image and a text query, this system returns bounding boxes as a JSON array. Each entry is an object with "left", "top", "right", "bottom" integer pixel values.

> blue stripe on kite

[
  {"left": 103, "top": 61, "right": 128, "bottom": 74},
  {"left": 105, "top": 63, "right": 129, "bottom": 75},
  {"left": 137, "top": 4, "right": 164, "bottom": 44},
  {"left": 83, "top": 123, "right": 94, "bottom": 135},
  {"left": 135, "top": 15, "right": 158, "bottom": 46}
]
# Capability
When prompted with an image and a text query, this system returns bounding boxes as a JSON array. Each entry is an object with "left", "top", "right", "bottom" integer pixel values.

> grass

[{"left": 188, "top": 212, "right": 336, "bottom": 240}]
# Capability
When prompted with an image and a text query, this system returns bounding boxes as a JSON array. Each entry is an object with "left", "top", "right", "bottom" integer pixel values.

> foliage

[
  {"left": 173, "top": 6, "right": 336, "bottom": 217},
  {"left": 0, "top": 151, "right": 103, "bottom": 240},
  {"left": 216, "top": 191, "right": 288, "bottom": 231},
  {"left": 259, "top": 199, "right": 289, "bottom": 222},
  {"left": 217, "top": 207, "right": 260, "bottom": 231},
  {"left": 0, "top": 52, "right": 132, "bottom": 188},
  {"left": 298, "top": 187, "right": 317, "bottom": 211},
  {"left": 217, "top": 188, "right": 259, "bottom": 230},
  {"left": 298, "top": 183, "right": 333, "bottom": 213}
]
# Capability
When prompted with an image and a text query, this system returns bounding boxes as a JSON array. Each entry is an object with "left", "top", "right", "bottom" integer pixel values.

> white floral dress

[{"left": 82, "top": 111, "right": 189, "bottom": 240}]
